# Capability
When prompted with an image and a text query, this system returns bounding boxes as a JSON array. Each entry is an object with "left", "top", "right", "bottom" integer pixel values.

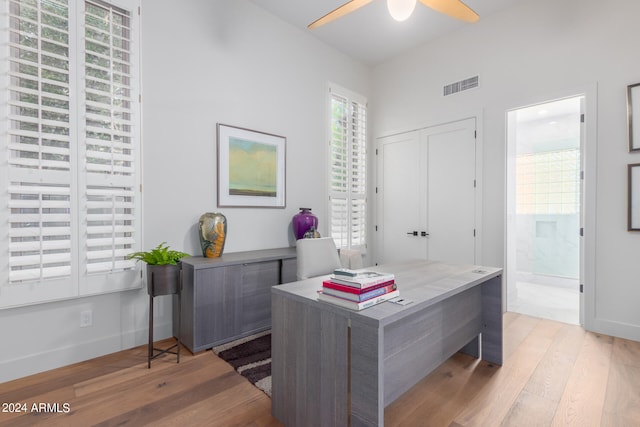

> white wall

[
  {"left": 0, "top": 0, "right": 370, "bottom": 383},
  {"left": 371, "top": 0, "right": 640, "bottom": 340},
  {"left": 141, "top": 0, "right": 369, "bottom": 255}
]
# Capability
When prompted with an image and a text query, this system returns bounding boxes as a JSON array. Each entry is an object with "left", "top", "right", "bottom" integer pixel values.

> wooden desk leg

[
  {"left": 481, "top": 274, "right": 503, "bottom": 365},
  {"left": 350, "top": 318, "right": 384, "bottom": 427}
]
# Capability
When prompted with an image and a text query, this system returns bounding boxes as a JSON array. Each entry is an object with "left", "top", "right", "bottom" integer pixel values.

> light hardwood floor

[{"left": 1, "top": 312, "right": 639, "bottom": 426}]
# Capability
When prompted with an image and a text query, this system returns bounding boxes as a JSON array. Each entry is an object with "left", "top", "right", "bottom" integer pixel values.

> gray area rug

[{"left": 212, "top": 330, "right": 272, "bottom": 397}]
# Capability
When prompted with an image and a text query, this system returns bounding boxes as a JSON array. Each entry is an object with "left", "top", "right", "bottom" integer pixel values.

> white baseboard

[
  {"left": 0, "top": 321, "right": 173, "bottom": 384},
  {"left": 588, "top": 317, "right": 640, "bottom": 342}
]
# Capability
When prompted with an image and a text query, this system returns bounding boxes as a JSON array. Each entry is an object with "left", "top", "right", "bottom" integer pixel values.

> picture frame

[
  {"left": 217, "top": 123, "right": 286, "bottom": 208},
  {"left": 627, "top": 82, "right": 640, "bottom": 152},
  {"left": 629, "top": 163, "right": 640, "bottom": 231}
]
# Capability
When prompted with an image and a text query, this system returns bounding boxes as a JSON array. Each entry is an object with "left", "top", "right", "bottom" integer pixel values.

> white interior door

[
  {"left": 425, "top": 119, "right": 476, "bottom": 263},
  {"left": 377, "top": 118, "right": 477, "bottom": 265},
  {"left": 377, "top": 131, "right": 426, "bottom": 263}
]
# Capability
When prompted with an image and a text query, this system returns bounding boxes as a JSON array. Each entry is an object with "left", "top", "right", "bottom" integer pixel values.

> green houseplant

[{"left": 128, "top": 242, "right": 190, "bottom": 296}]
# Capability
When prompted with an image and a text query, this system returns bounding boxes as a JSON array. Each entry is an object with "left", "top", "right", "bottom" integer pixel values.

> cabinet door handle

[
  {"left": 407, "top": 231, "right": 418, "bottom": 236},
  {"left": 421, "top": 231, "right": 429, "bottom": 237}
]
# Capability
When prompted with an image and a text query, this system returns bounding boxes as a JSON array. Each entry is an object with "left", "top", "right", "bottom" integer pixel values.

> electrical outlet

[{"left": 80, "top": 310, "right": 93, "bottom": 328}]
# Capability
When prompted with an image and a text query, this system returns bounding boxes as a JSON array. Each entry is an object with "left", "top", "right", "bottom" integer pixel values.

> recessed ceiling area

[{"left": 249, "top": 0, "right": 525, "bottom": 66}]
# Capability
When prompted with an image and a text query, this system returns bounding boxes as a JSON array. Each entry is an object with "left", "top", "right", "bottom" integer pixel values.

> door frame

[
  {"left": 374, "top": 114, "right": 484, "bottom": 265},
  {"left": 504, "top": 83, "right": 598, "bottom": 327}
]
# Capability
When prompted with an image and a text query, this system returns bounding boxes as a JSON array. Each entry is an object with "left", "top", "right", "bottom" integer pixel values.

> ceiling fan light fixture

[{"left": 387, "top": 0, "right": 417, "bottom": 22}]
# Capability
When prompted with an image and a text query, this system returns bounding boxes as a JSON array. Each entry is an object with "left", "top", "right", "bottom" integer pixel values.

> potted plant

[{"left": 128, "top": 242, "right": 190, "bottom": 296}]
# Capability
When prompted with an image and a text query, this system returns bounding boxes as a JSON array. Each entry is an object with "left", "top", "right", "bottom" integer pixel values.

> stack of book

[{"left": 317, "top": 268, "right": 398, "bottom": 310}]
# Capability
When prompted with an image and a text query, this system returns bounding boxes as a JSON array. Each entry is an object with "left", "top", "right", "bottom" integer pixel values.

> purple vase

[{"left": 292, "top": 208, "right": 318, "bottom": 240}]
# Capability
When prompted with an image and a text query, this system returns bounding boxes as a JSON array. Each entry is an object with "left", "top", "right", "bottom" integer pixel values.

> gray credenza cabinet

[{"left": 175, "top": 247, "right": 296, "bottom": 353}]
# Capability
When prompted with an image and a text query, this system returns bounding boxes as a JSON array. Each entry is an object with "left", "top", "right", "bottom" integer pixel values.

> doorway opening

[{"left": 506, "top": 96, "right": 583, "bottom": 325}]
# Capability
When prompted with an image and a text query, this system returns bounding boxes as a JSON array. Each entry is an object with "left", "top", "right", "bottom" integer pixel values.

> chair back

[{"left": 296, "top": 237, "right": 342, "bottom": 280}]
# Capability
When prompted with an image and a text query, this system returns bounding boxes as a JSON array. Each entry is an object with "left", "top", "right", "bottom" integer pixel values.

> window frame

[{"left": 0, "top": 0, "right": 142, "bottom": 309}]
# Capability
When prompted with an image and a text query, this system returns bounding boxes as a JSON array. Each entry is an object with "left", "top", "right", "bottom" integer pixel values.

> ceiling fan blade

[
  {"left": 308, "top": 0, "right": 375, "bottom": 29},
  {"left": 419, "top": 0, "right": 479, "bottom": 22}
]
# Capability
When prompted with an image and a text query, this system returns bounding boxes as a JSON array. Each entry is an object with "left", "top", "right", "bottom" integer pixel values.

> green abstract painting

[{"left": 228, "top": 137, "right": 277, "bottom": 197}]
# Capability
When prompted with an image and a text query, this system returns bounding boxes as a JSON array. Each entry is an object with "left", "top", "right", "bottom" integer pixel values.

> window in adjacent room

[
  {"left": 0, "top": 0, "right": 142, "bottom": 308},
  {"left": 328, "top": 84, "right": 367, "bottom": 251}
]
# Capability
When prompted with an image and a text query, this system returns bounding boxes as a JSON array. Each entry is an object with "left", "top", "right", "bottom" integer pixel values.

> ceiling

[{"left": 249, "top": 0, "right": 525, "bottom": 66}]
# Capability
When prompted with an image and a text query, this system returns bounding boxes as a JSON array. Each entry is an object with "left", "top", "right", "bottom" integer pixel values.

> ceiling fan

[{"left": 308, "top": 0, "right": 479, "bottom": 29}]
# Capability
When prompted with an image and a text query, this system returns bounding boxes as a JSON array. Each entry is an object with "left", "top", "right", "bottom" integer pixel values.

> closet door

[
  {"left": 377, "top": 131, "right": 426, "bottom": 263},
  {"left": 423, "top": 118, "right": 476, "bottom": 264},
  {"left": 376, "top": 118, "right": 477, "bottom": 265}
]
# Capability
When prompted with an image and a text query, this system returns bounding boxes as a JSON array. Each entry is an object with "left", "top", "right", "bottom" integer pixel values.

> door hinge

[
  {"left": 473, "top": 229, "right": 476, "bottom": 237},
  {"left": 140, "top": 184, "right": 142, "bottom": 193},
  {"left": 581, "top": 170, "right": 584, "bottom": 180},
  {"left": 376, "top": 148, "right": 378, "bottom": 155},
  {"left": 474, "top": 130, "right": 477, "bottom": 139},
  {"left": 474, "top": 179, "right": 476, "bottom": 188},
  {"left": 580, "top": 284, "right": 584, "bottom": 293},
  {"left": 580, "top": 228, "right": 584, "bottom": 236},
  {"left": 375, "top": 187, "right": 378, "bottom": 194},
  {"left": 580, "top": 113, "right": 585, "bottom": 123},
  {"left": 375, "top": 225, "right": 378, "bottom": 231}
]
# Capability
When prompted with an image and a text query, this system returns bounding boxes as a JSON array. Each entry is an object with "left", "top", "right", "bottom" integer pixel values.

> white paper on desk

[{"left": 388, "top": 296, "right": 413, "bottom": 306}]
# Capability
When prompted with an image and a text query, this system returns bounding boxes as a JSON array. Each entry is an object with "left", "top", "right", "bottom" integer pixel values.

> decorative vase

[
  {"left": 199, "top": 212, "right": 227, "bottom": 258},
  {"left": 292, "top": 208, "right": 318, "bottom": 240},
  {"left": 147, "top": 264, "right": 180, "bottom": 296}
]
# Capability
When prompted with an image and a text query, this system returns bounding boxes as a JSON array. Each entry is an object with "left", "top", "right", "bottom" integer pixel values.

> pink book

[{"left": 322, "top": 279, "right": 395, "bottom": 295}]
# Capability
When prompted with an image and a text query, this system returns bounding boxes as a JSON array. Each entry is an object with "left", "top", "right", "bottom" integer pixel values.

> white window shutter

[
  {"left": 82, "top": 1, "right": 137, "bottom": 276},
  {"left": 329, "top": 85, "right": 367, "bottom": 251},
  {"left": 1, "top": 0, "right": 141, "bottom": 307},
  {"left": 7, "top": 0, "right": 73, "bottom": 285}
]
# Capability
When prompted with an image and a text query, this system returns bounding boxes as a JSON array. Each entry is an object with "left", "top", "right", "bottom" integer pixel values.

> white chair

[{"left": 295, "top": 237, "right": 342, "bottom": 280}]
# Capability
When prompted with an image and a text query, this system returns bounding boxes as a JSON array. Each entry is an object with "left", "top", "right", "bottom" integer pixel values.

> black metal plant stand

[{"left": 148, "top": 264, "right": 182, "bottom": 368}]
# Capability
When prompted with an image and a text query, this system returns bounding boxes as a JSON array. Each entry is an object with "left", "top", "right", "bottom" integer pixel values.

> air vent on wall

[{"left": 443, "top": 75, "right": 479, "bottom": 96}]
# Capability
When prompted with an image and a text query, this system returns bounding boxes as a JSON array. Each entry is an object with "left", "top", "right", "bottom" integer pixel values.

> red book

[
  {"left": 323, "top": 279, "right": 395, "bottom": 295},
  {"left": 322, "top": 282, "right": 397, "bottom": 302}
]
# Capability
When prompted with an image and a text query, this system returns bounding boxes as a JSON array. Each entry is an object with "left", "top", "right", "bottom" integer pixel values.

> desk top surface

[{"left": 272, "top": 259, "right": 502, "bottom": 326}]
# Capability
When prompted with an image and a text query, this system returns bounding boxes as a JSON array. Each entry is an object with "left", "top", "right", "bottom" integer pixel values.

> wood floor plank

[
  {"left": 0, "top": 353, "right": 127, "bottom": 403},
  {"left": 385, "top": 353, "right": 496, "bottom": 427},
  {"left": 521, "top": 323, "right": 585, "bottom": 401},
  {"left": 92, "top": 373, "right": 252, "bottom": 427},
  {"left": 2, "top": 314, "right": 639, "bottom": 427},
  {"left": 601, "top": 361, "right": 640, "bottom": 426},
  {"left": 611, "top": 336, "right": 640, "bottom": 367},
  {"left": 550, "top": 332, "right": 613, "bottom": 427},
  {"left": 501, "top": 390, "right": 557, "bottom": 427},
  {"left": 502, "top": 313, "right": 542, "bottom": 361},
  {"left": 72, "top": 341, "right": 188, "bottom": 398},
  {"left": 501, "top": 323, "right": 586, "bottom": 426},
  {"left": 502, "top": 311, "right": 519, "bottom": 329},
  {"left": 396, "top": 361, "right": 497, "bottom": 427},
  {"left": 452, "top": 319, "right": 563, "bottom": 426}
]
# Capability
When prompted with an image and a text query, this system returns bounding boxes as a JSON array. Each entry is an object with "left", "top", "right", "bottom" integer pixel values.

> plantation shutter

[
  {"left": 2, "top": 0, "right": 141, "bottom": 307},
  {"left": 82, "top": 1, "right": 137, "bottom": 274},
  {"left": 7, "top": 0, "right": 74, "bottom": 283},
  {"left": 329, "top": 85, "right": 367, "bottom": 250}
]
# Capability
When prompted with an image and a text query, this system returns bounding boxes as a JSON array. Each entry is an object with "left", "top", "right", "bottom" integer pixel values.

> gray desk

[{"left": 271, "top": 259, "right": 503, "bottom": 427}]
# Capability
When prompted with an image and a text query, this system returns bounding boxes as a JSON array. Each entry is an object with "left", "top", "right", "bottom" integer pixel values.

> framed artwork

[
  {"left": 217, "top": 124, "right": 286, "bottom": 208},
  {"left": 629, "top": 163, "right": 640, "bottom": 231},
  {"left": 627, "top": 83, "right": 640, "bottom": 152}
]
